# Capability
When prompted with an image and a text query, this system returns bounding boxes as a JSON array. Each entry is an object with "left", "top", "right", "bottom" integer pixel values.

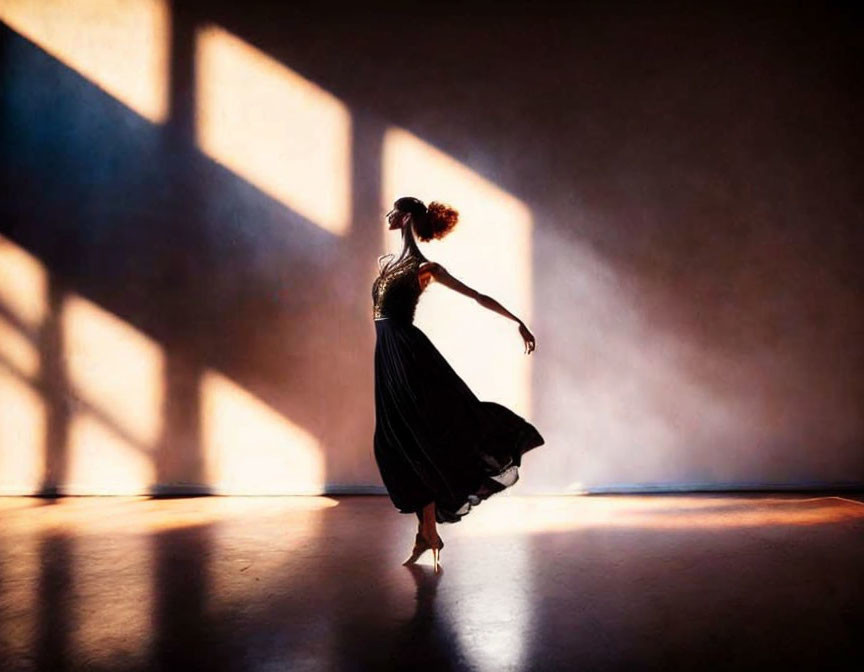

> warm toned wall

[{"left": 0, "top": 2, "right": 861, "bottom": 494}]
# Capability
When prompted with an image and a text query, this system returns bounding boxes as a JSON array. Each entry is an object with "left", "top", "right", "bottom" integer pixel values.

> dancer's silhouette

[{"left": 372, "top": 196, "right": 544, "bottom": 571}]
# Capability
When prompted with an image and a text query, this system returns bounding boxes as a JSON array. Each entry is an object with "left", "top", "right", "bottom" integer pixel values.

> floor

[{"left": 0, "top": 493, "right": 862, "bottom": 671}]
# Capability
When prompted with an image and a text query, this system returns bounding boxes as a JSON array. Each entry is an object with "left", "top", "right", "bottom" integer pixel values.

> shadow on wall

[
  {"left": 0, "top": 1, "right": 537, "bottom": 495},
  {"left": 0, "top": 7, "right": 386, "bottom": 495}
]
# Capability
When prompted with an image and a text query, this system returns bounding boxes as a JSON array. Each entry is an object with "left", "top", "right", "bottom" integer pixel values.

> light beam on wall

[
  {"left": 0, "top": 236, "right": 46, "bottom": 494},
  {"left": 63, "top": 295, "right": 162, "bottom": 493},
  {"left": 0, "top": 369, "right": 45, "bottom": 495},
  {"left": 0, "top": 235, "right": 47, "bottom": 331},
  {"left": 382, "top": 128, "right": 534, "bottom": 416},
  {"left": 201, "top": 370, "right": 325, "bottom": 494},
  {"left": 0, "top": 0, "right": 169, "bottom": 123},
  {"left": 65, "top": 412, "right": 156, "bottom": 494},
  {"left": 196, "top": 25, "right": 352, "bottom": 235},
  {"left": 0, "top": 315, "right": 38, "bottom": 380}
]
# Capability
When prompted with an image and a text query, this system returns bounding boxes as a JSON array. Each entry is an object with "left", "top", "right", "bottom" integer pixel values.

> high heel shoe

[
  {"left": 402, "top": 530, "right": 444, "bottom": 568},
  {"left": 423, "top": 530, "right": 443, "bottom": 573},
  {"left": 431, "top": 544, "right": 441, "bottom": 573}
]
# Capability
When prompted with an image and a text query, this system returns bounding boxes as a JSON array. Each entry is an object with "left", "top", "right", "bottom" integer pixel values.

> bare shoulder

[
  {"left": 418, "top": 260, "right": 447, "bottom": 277},
  {"left": 418, "top": 260, "right": 446, "bottom": 290}
]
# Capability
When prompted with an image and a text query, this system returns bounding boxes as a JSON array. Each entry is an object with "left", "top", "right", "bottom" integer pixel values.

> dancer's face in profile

[{"left": 386, "top": 207, "right": 408, "bottom": 231}]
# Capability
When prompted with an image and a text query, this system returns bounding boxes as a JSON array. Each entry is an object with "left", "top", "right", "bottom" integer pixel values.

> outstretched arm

[{"left": 419, "top": 261, "right": 537, "bottom": 354}]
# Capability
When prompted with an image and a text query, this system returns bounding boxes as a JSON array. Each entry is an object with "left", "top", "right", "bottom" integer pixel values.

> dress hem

[{"left": 397, "top": 429, "right": 544, "bottom": 524}]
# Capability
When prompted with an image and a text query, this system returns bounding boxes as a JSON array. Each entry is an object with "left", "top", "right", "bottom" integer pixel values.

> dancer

[{"left": 372, "top": 196, "right": 544, "bottom": 572}]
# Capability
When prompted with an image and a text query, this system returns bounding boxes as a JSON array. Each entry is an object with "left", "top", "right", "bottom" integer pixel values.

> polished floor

[{"left": 0, "top": 493, "right": 862, "bottom": 671}]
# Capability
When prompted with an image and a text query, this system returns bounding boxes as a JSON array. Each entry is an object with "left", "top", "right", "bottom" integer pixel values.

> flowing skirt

[{"left": 373, "top": 317, "right": 544, "bottom": 524}]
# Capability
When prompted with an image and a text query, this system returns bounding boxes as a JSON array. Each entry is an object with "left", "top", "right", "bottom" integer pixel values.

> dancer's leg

[
  {"left": 403, "top": 502, "right": 438, "bottom": 567},
  {"left": 421, "top": 501, "right": 441, "bottom": 570},
  {"left": 421, "top": 501, "right": 436, "bottom": 537}
]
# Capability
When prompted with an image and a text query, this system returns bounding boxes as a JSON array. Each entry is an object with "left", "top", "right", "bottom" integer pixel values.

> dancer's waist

[{"left": 374, "top": 315, "right": 414, "bottom": 325}]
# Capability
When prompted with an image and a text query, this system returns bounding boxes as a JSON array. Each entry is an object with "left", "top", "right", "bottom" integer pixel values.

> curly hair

[
  {"left": 417, "top": 201, "right": 459, "bottom": 241},
  {"left": 394, "top": 196, "right": 459, "bottom": 241}
]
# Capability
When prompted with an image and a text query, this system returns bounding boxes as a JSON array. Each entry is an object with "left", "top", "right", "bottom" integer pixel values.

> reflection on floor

[{"left": 0, "top": 494, "right": 862, "bottom": 671}]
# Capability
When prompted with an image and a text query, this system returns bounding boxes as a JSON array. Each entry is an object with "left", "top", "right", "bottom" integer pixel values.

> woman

[{"left": 372, "top": 196, "right": 545, "bottom": 572}]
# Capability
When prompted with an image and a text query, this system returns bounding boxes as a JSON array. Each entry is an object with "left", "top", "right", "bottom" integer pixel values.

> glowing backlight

[
  {"left": 202, "top": 370, "right": 325, "bottom": 494},
  {"left": 0, "top": 0, "right": 169, "bottom": 122},
  {"left": 382, "top": 128, "right": 534, "bottom": 416},
  {"left": 196, "top": 25, "right": 352, "bottom": 235}
]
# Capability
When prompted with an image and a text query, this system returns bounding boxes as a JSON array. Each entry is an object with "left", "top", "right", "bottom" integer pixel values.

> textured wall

[{"left": 0, "top": 2, "right": 861, "bottom": 494}]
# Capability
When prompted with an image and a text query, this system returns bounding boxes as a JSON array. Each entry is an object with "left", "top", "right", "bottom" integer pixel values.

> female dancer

[{"left": 372, "top": 196, "right": 544, "bottom": 572}]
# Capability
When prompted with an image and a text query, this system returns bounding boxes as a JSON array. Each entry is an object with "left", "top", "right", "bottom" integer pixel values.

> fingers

[{"left": 519, "top": 325, "right": 536, "bottom": 354}]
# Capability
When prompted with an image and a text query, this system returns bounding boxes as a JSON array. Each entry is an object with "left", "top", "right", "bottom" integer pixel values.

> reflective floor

[{"left": 1, "top": 494, "right": 862, "bottom": 671}]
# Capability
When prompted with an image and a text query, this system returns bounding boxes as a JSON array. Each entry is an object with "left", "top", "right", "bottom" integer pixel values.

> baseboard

[{"left": 579, "top": 481, "right": 864, "bottom": 495}]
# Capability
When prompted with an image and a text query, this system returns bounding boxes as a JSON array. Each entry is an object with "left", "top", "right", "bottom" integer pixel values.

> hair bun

[{"left": 416, "top": 201, "right": 459, "bottom": 241}]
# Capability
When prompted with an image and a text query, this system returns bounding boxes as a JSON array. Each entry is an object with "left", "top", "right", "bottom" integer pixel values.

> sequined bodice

[{"left": 372, "top": 252, "right": 427, "bottom": 322}]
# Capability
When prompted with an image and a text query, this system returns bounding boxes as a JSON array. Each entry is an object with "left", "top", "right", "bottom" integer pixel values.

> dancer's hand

[{"left": 519, "top": 323, "right": 536, "bottom": 354}]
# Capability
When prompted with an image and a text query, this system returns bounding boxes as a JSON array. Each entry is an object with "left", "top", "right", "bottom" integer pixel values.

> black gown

[{"left": 372, "top": 250, "right": 545, "bottom": 524}]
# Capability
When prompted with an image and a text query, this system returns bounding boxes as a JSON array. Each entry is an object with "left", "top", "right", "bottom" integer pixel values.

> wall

[{"left": 0, "top": 1, "right": 861, "bottom": 494}]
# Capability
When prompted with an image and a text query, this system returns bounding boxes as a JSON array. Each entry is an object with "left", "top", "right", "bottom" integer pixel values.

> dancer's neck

[{"left": 397, "top": 226, "right": 422, "bottom": 260}]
